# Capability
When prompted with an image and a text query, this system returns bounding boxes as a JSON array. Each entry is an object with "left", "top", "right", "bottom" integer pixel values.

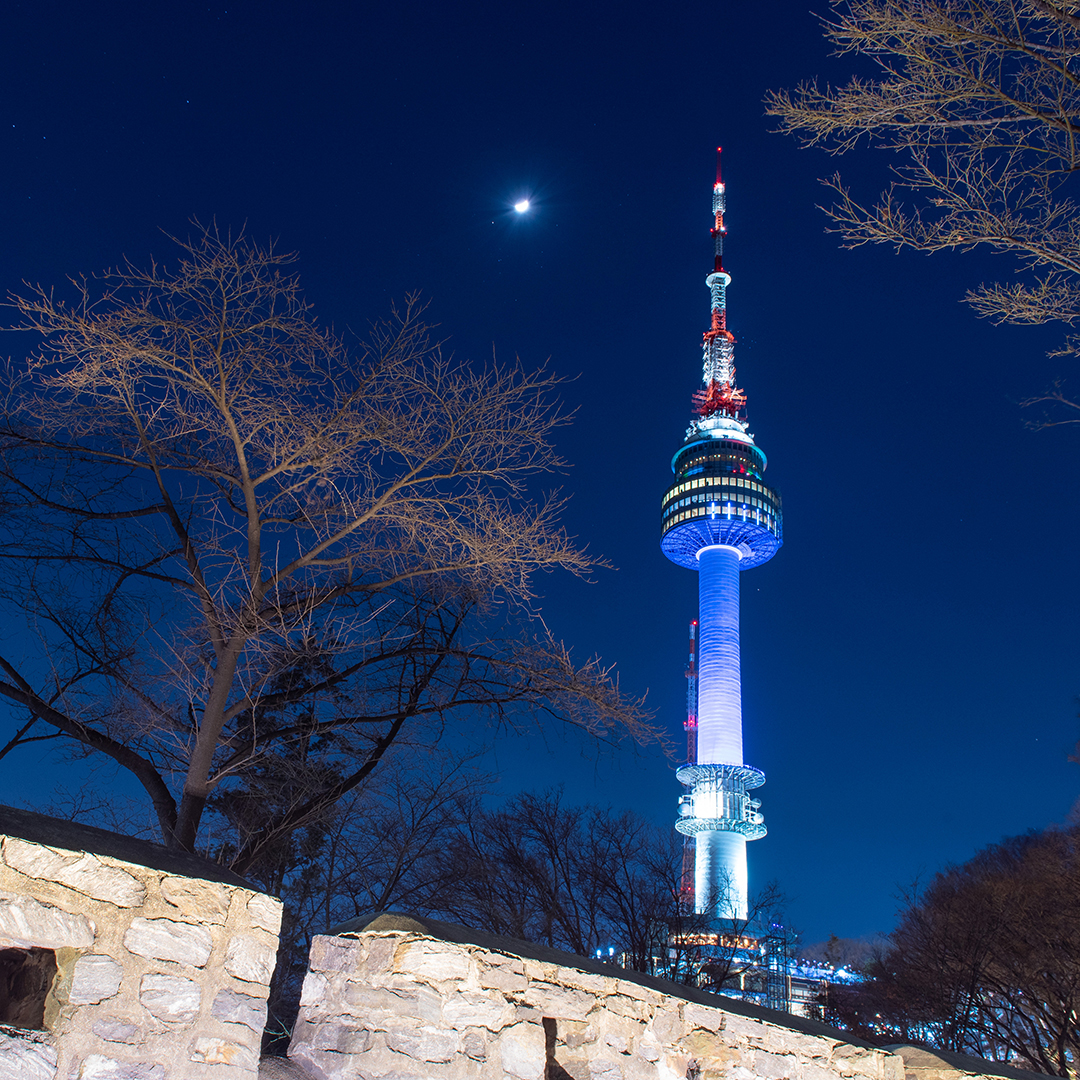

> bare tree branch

[
  {"left": 0, "top": 222, "right": 655, "bottom": 858},
  {"left": 766, "top": 0, "right": 1080, "bottom": 422}
]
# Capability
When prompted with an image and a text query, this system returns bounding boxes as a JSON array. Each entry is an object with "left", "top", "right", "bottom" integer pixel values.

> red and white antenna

[{"left": 694, "top": 147, "right": 747, "bottom": 422}]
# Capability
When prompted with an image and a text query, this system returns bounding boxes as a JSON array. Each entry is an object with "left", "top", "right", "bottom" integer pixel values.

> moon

[{"left": 514, "top": 199, "right": 530, "bottom": 213}]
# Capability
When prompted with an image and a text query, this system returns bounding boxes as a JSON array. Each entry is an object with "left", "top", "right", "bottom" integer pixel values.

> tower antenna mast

[{"left": 695, "top": 147, "right": 747, "bottom": 424}]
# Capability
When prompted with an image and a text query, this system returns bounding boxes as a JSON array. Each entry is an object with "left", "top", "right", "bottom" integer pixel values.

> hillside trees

[
  {"left": 0, "top": 226, "right": 652, "bottom": 869},
  {"left": 766, "top": 0, "right": 1080, "bottom": 419},
  {"left": 817, "top": 825, "right": 1080, "bottom": 1077},
  {"left": 435, "top": 789, "right": 789, "bottom": 990}
]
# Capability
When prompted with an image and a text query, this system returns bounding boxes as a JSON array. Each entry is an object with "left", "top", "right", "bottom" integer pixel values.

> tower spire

[{"left": 695, "top": 147, "right": 747, "bottom": 424}]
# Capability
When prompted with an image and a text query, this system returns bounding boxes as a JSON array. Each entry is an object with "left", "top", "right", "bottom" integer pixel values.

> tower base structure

[{"left": 670, "top": 499, "right": 769, "bottom": 919}]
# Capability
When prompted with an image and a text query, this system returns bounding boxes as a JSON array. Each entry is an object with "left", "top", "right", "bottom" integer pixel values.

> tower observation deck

[{"left": 665, "top": 150, "right": 782, "bottom": 921}]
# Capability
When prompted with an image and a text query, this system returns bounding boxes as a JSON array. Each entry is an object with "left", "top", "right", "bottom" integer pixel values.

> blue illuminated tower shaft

[
  {"left": 695, "top": 544, "right": 747, "bottom": 913},
  {"left": 665, "top": 151, "right": 780, "bottom": 921}
]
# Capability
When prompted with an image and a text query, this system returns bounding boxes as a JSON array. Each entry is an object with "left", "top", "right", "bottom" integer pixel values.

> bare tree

[
  {"left": 817, "top": 825, "right": 1080, "bottom": 1077},
  {"left": 434, "top": 788, "right": 791, "bottom": 991},
  {"left": 260, "top": 749, "right": 491, "bottom": 1046},
  {"left": 0, "top": 224, "right": 653, "bottom": 867},
  {"left": 766, "top": 0, "right": 1080, "bottom": 419}
]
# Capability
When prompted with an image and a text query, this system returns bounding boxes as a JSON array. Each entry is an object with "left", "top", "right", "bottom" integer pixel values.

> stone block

[
  {"left": 627, "top": 1055, "right": 667, "bottom": 1080},
  {"left": 0, "top": 891, "right": 95, "bottom": 949},
  {"left": 296, "top": 1015, "right": 373, "bottom": 1054},
  {"left": 0, "top": 1028, "right": 56, "bottom": 1080},
  {"left": 478, "top": 949, "right": 525, "bottom": 973},
  {"left": 160, "top": 877, "right": 231, "bottom": 924},
  {"left": 802, "top": 1065, "right": 843, "bottom": 1080},
  {"left": 647, "top": 1007, "right": 683, "bottom": 1046},
  {"left": 307, "top": 935, "right": 363, "bottom": 974},
  {"left": 384, "top": 1025, "right": 461, "bottom": 1062},
  {"left": 478, "top": 964, "right": 528, "bottom": 992},
  {"left": 394, "top": 938, "right": 473, "bottom": 983},
  {"left": 725, "top": 1066, "right": 757, "bottom": 1080},
  {"left": 69, "top": 954, "right": 125, "bottom": 1005},
  {"left": 682, "top": 1002, "right": 723, "bottom": 1033},
  {"left": 847, "top": 1049, "right": 897, "bottom": 1080},
  {"left": 523, "top": 981, "right": 596, "bottom": 1021},
  {"left": 558, "top": 968, "right": 613, "bottom": 995},
  {"left": 211, "top": 986, "right": 268, "bottom": 1033},
  {"left": 92, "top": 1018, "right": 140, "bottom": 1044},
  {"left": 557, "top": 1019, "right": 597, "bottom": 1050},
  {"left": 293, "top": 1044, "right": 429, "bottom": 1080},
  {"left": 246, "top": 892, "right": 283, "bottom": 935},
  {"left": 603, "top": 995, "right": 651, "bottom": 1021},
  {"left": 2, "top": 839, "right": 146, "bottom": 908},
  {"left": 139, "top": 972, "right": 202, "bottom": 1023},
  {"left": 441, "top": 991, "right": 515, "bottom": 1031},
  {"left": 190, "top": 1036, "right": 259, "bottom": 1070},
  {"left": 587, "top": 1058, "right": 623, "bottom": 1080},
  {"left": 462, "top": 1030, "right": 488, "bottom": 1060},
  {"left": 679, "top": 1031, "right": 736, "bottom": 1063},
  {"left": 770, "top": 1031, "right": 834, "bottom": 1058},
  {"left": 616, "top": 980, "right": 664, "bottom": 1006},
  {"left": 721, "top": 1012, "right": 769, "bottom": 1045},
  {"left": 298, "top": 972, "right": 328, "bottom": 1008},
  {"left": 522, "top": 958, "right": 556, "bottom": 982},
  {"left": 499, "top": 1020, "right": 545, "bottom": 1080},
  {"left": 339, "top": 981, "right": 443, "bottom": 1023},
  {"left": 752, "top": 1051, "right": 797, "bottom": 1079},
  {"left": 882, "top": 1056, "right": 905, "bottom": 1080},
  {"left": 124, "top": 917, "right": 213, "bottom": 967},
  {"left": 76, "top": 1056, "right": 166, "bottom": 1079},
  {"left": 595, "top": 1010, "right": 643, "bottom": 1055},
  {"left": 224, "top": 932, "right": 278, "bottom": 985},
  {"left": 636, "top": 1036, "right": 661, "bottom": 1063}
]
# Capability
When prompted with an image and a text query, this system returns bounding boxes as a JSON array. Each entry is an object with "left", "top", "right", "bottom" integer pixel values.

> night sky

[{"left": 2, "top": 1, "right": 1078, "bottom": 947}]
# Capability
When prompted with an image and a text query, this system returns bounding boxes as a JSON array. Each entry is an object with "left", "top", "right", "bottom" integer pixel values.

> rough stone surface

[
  {"left": 0, "top": 892, "right": 94, "bottom": 949},
  {"left": 298, "top": 972, "right": 327, "bottom": 1008},
  {"left": 224, "top": 933, "right": 277, "bottom": 984},
  {"left": 69, "top": 954, "right": 124, "bottom": 1005},
  {"left": 160, "top": 877, "right": 231, "bottom": 924},
  {"left": 0, "top": 1028, "right": 57, "bottom": 1080},
  {"left": 394, "top": 938, "right": 473, "bottom": 982},
  {"left": 2, "top": 839, "right": 146, "bottom": 908},
  {"left": 77, "top": 1055, "right": 166, "bottom": 1079},
  {"left": 139, "top": 973, "right": 202, "bottom": 1024},
  {"left": 190, "top": 1037, "right": 259, "bottom": 1070},
  {"left": 440, "top": 991, "right": 514, "bottom": 1031},
  {"left": 0, "top": 819, "right": 280, "bottom": 1080},
  {"left": 500, "top": 1020, "right": 545, "bottom": 1080},
  {"left": 91, "top": 1019, "right": 140, "bottom": 1045},
  {"left": 246, "top": 894, "right": 283, "bottom": 935},
  {"left": 123, "top": 916, "right": 214, "bottom": 967},
  {"left": 287, "top": 927, "right": 918, "bottom": 1080},
  {"left": 211, "top": 988, "right": 269, "bottom": 1034},
  {"left": 384, "top": 1025, "right": 460, "bottom": 1062}
]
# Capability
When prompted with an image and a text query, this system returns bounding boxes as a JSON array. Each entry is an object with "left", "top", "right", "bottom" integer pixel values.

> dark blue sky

[{"left": 2, "top": 1, "right": 1078, "bottom": 945}]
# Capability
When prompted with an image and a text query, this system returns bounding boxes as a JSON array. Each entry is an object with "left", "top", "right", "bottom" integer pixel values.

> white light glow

[{"left": 514, "top": 199, "right": 530, "bottom": 213}]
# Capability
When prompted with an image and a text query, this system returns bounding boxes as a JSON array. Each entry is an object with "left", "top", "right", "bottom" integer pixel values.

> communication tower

[{"left": 665, "top": 150, "right": 782, "bottom": 920}]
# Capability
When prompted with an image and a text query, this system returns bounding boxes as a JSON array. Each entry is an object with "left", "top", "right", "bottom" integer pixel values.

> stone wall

[
  {"left": 884, "top": 1046, "right": 1047, "bottom": 1080},
  {"left": 0, "top": 806, "right": 282, "bottom": 1080},
  {"left": 287, "top": 914, "right": 904, "bottom": 1080}
]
